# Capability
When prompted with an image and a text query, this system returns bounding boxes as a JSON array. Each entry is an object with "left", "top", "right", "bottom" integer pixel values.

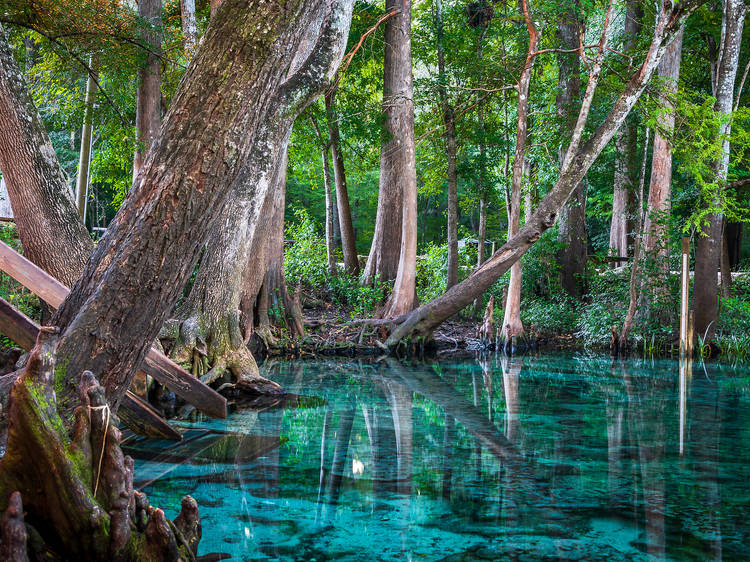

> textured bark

[
  {"left": 642, "top": 27, "right": 684, "bottom": 272},
  {"left": 167, "top": 0, "right": 351, "bottom": 389},
  {"left": 556, "top": 3, "right": 587, "bottom": 299},
  {"left": 609, "top": 0, "right": 642, "bottom": 264},
  {"left": 133, "top": 0, "right": 162, "bottom": 181},
  {"left": 500, "top": 0, "right": 538, "bottom": 343},
  {"left": 325, "top": 88, "right": 359, "bottom": 275},
  {"left": 74, "top": 54, "right": 98, "bottom": 223},
  {"left": 180, "top": 0, "right": 198, "bottom": 52},
  {"left": 387, "top": 1, "right": 696, "bottom": 345},
  {"left": 694, "top": 0, "right": 747, "bottom": 340},
  {"left": 362, "top": 0, "right": 416, "bottom": 300},
  {"left": 48, "top": 0, "right": 354, "bottom": 416},
  {"left": 435, "top": 0, "right": 459, "bottom": 290},
  {"left": 0, "top": 25, "right": 93, "bottom": 288}
]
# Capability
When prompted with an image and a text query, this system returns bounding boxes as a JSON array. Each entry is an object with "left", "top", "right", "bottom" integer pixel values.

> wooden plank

[
  {"left": 120, "top": 392, "right": 183, "bottom": 441},
  {"left": 0, "top": 241, "right": 227, "bottom": 419},
  {"left": 0, "top": 298, "right": 181, "bottom": 440}
]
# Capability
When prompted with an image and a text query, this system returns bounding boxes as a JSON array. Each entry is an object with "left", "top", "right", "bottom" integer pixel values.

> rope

[{"left": 89, "top": 404, "right": 110, "bottom": 498}]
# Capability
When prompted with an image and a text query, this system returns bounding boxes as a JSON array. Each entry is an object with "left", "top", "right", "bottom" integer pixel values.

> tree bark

[
  {"left": 180, "top": 0, "right": 198, "bottom": 53},
  {"left": 133, "top": 0, "right": 162, "bottom": 181},
  {"left": 48, "top": 0, "right": 354, "bottom": 415},
  {"left": 0, "top": 25, "right": 93, "bottom": 288},
  {"left": 325, "top": 88, "right": 360, "bottom": 275},
  {"left": 642, "top": 27, "right": 684, "bottom": 274},
  {"left": 362, "top": 0, "right": 417, "bottom": 311},
  {"left": 74, "top": 54, "right": 98, "bottom": 224},
  {"left": 500, "top": 0, "right": 539, "bottom": 343},
  {"left": 694, "top": 0, "right": 747, "bottom": 341},
  {"left": 609, "top": 0, "right": 642, "bottom": 265},
  {"left": 435, "top": 0, "right": 459, "bottom": 290},
  {"left": 322, "top": 141, "right": 337, "bottom": 274},
  {"left": 386, "top": 1, "right": 696, "bottom": 345},
  {"left": 556, "top": 3, "right": 587, "bottom": 299}
]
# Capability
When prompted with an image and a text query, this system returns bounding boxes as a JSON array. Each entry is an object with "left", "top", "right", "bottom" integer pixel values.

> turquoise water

[{"left": 125, "top": 354, "right": 750, "bottom": 560}]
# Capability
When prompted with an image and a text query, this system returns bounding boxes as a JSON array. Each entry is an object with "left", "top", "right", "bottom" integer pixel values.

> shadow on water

[{"left": 125, "top": 352, "right": 750, "bottom": 561}]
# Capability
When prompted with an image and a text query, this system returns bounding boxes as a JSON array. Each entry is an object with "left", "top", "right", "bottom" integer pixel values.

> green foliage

[
  {"left": 284, "top": 208, "right": 329, "bottom": 288},
  {"left": 522, "top": 295, "right": 579, "bottom": 336},
  {"left": 0, "top": 225, "right": 41, "bottom": 348},
  {"left": 328, "top": 274, "right": 389, "bottom": 317}
]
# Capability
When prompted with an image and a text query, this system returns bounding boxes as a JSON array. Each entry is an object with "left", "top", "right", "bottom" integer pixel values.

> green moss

[{"left": 54, "top": 356, "right": 69, "bottom": 397}]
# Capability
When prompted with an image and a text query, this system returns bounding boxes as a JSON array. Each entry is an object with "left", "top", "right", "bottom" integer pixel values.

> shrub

[{"left": 284, "top": 207, "right": 329, "bottom": 288}]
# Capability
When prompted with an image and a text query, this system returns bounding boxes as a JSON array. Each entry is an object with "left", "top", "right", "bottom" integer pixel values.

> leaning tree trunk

[
  {"left": 325, "top": 87, "right": 360, "bottom": 275},
  {"left": 165, "top": 1, "right": 350, "bottom": 392},
  {"left": 386, "top": 0, "right": 696, "bottom": 345},
  {"left": 609, "top": 0, "right": 642, "bottom": 265},
  {"left": 74, "top": 54, "right": 98, "bottom": 223},
  {"left": 0, "top": 25, "right": 93, "bottom": 288},
  {"left": 556, "top": 3, "right": 587, "bottom": 300},
  {"left": 361, "top": 0, "right": 416, "bottom": 299},
  {"left": 642, "top": 27, "right": 684, "bottom": 275},
  {"left": 133, "top": 0, "right": 162, "bottom": 181},
  {"left": 694, "top": 0, "right": 747, "bottom": 341},
  {"left": 435, "top": 0, "right": 459, "bottom": 290},
  {"left": 374, "top": 0, "right": 418, "bottom": 318},
  {"left": 500, "top": 0, "right": 538, "bottom": 344}
]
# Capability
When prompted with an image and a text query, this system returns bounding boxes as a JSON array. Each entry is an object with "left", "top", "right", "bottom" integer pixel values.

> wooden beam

[
  {"left": 0, "top": 241, "right": 227, "bottom": 418},
  {"left": 0, "top": 297, "right": 181, "bottom": 440}
]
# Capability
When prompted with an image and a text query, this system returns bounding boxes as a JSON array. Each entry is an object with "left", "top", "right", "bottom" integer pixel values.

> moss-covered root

[{"left": 0, "top": 326, "right": 201, "bottom": 561}]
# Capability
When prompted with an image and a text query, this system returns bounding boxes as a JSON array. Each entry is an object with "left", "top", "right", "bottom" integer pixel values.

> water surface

[{"left": 126, "top": 353, "right": 750, "bottom": 560}]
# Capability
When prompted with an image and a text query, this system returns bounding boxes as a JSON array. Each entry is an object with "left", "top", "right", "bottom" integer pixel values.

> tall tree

[
  {"left": 694, "top": 0, "right": 747, "bottom": 340},
  {"left": 363, "top": 0, "right": 418, "bottom": 317},
  {"left": 74, "top": 54, "right": 98, "bottom": 222},
  {"left": 609, "top": 0, "right": 643, "bottom": 264},
  {"left": 325, "top": 86, "right": 359, "bottom": 274},
  {"left": 387, "top": 0, "right": 698, "bottom": 345},
  {"left": 556, "top": 2, "right": 587, "bottom": 299},
  {"left": 0, "top": 25, "right": 93, "bottom": 288},
  {"left": 435, "top": 0, "right": 459, "bottom": 290},
  {"left": 180, "top": 0, "right": 198, "bottom": 52},
  {"left": 500, "top": 0, "right": 539, "bottom": 344},
  {"left": 133, "top": 0, "right": 162, "bottom": 180}
]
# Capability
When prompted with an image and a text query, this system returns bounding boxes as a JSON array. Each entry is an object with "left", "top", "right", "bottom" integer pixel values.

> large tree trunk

[
  {"left": 694, "top": 0, "right": 747, "bottom": 341},
  {"left": 642, "top": 27, "right": 684, "bottom": 274},
  {"left": 609, "top": 0, "right": 642, "bottom": 265},
  {"left": 435, "top": 0, "right": 459, "bottom": 290},
  {"left": 500, "top": 0, "right": 539, "bottom": 343},
  {"left": 386, "top": 1, "right": 695, "bottom": 345},
  {"left": 133, "top": 0, "right": 162, "bottom": 181},
  {"left": 0, "top": 25, "right": 93, "bottom": 288},
  {"left": 74, "top": 54, "right": 98, "bottom": 224},
  {"left": 166, "top": 2, "right": 350, "bottom": 390},
  {"left": 325, "top": 88, "right": 359, "bottom": 275},
  {"left": 556, "top": 4, "right": 587, "bottom": 299},
  {"left": 362, "top": 0, "right": 417, "bottom": 310}
]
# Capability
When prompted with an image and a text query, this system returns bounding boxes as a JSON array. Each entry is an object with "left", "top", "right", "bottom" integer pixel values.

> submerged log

[
  {"left": 0, "top": 241, "right": 226, "bottom": 418},
  {"left": 0, "top": 296, "right": 181, "bottom": 440}
]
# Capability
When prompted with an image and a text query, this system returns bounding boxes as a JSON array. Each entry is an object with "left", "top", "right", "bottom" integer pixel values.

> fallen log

[
  {"left": 0, "top": 241, "right": 226, "bottom": 418},
  {"left": 0, "top": 296, "right": 182, "bottom": 440}
]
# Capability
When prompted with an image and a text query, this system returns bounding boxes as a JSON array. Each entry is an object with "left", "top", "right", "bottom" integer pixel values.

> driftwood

[
  {"left": 0, "top": 297, "right": 181, "bottom": 440},
  {"left": 0, "top": 241, "right": 226, "bottom": 419},
  {"left": 477, "top": 296, "right": 495, "bottom": 344}
]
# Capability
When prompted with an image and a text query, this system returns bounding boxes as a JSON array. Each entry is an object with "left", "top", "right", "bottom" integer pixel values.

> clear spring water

[{"left": 125, "top": 354, "right": 750, "bottom": 560}]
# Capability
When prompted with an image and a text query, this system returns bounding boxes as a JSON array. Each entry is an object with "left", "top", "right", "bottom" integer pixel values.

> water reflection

[{"left": 125, "top": 354, "right": 750, "bottom": 560}]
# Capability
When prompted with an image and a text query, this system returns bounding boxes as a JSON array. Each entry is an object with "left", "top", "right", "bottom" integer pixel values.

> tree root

[{"left": 0, "top": 327, "right": 203, "bottom": 560}]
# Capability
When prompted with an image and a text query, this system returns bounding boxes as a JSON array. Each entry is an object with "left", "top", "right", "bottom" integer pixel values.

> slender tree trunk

[
  {"left": 387, "top": 1, "right": 693, "bottom": 344},
  {"left": 75, "top": 54, "right": 98, "bottom": 224},
  {"left": 0, "top": 25, "right": 93, "bottom": 288},
  {"left": 720, "top": 224, "right": 732, "bottom": 298},
  {"left": 694, "top": 0, "right": 747, "bottom": 341},
  {"left": 609, "top": 0, "right": 642, "bottom": 265},
  {"left": 435, "top": 0, "right": 459, "bottom": 290},
  {"left": 472, "top": 29, "right": 489, "bottom": 316},
  {"left": 362, "top": 0, "right": 416, "bottom": 306},
  {"left": 642, "top": 27, "right": 684, "bottom": 273},
  {"left": 180, "top": 0, "right": 198, "bottom": 53},
  {"left": 322, "top": 143, "right": 337, "bottom": 274},
  {"left": 325, "top": 88, "right": 359, "bottom": 275},
  {"left": 556, "top": 4, "right": 587, "bottom": 299},
  {"left": 500, "top": 0, "right": 538, "bottom": 343},
  {"left": 370, "top": 0, "right": 418, "bottom": 317},
  {"left": 133, "top": 0, "right": 162, "bottom": 181}
]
